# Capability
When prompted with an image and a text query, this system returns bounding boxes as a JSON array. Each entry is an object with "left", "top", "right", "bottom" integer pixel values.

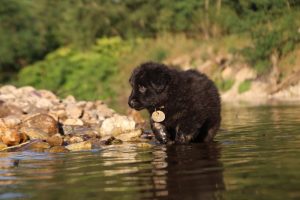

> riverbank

[{"left": 0, "top": 85, "right": 151, "bottom": 152}]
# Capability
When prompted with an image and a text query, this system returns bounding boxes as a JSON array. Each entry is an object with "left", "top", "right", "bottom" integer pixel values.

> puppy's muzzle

[{"left": 128, "top": 99, "right": 144, "bottom": 110}]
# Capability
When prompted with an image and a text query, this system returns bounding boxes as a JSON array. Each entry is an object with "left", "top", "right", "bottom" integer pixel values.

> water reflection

[
  {"left": 1, "top": 105, "right": 300, "bottom": 199},
  {"left": 156, "top": 143, "right": 224, "bottom": 200}
]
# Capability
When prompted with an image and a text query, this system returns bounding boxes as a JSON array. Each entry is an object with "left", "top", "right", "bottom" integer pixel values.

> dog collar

[{"left": 151, "top": 106, "right": 165, "bottom": 122}]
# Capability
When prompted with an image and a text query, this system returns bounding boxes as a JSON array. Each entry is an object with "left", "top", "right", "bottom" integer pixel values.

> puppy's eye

[{"left": 138, "top": 85, "right": 147, "bottom": 93}]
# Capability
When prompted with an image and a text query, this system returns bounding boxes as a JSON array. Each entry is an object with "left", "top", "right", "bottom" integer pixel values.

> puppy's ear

[{"left": 150, "top": 71, "right": 171, "bottom": 93}]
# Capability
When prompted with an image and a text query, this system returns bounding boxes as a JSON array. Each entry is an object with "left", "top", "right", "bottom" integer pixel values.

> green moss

[{"left": 238, "top": 80, "right": 252, "bottom": 94}]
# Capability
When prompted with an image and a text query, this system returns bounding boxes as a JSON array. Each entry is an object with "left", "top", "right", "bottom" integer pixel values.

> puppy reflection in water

[
  {"left": 149, "top": 142, "right": 225, "bottom": 200},
  {"left": 128, "top": 62, "right": 221, "bottom": 144}
]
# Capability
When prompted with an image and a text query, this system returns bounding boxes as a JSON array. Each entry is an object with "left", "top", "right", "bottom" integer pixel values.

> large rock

[
  {"left": 21, "top": 114, "right": 58, "bottom": 137},
  {"left": 19, "top": 127, "right": 49, "bottom": 140},
  {"left": 100, "top": 115, "right": 136, "bottom": 137}
]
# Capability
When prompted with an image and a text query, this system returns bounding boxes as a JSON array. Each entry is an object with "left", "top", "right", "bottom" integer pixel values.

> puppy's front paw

[{"left": 152, "top": 122, "right": 168, "bottom": 144}]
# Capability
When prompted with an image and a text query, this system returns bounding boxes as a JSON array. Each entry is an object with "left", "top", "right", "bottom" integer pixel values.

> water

[{"left": 1, "top": 105, "right": 300, "bottom": 200}]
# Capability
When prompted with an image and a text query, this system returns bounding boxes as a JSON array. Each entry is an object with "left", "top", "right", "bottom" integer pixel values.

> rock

[
  {"left": 136, "top": 142, "right": 153, "bottom": 148},
  {"left": 0, "top": 142, "right": 8, "bottom": 150},
  {"left": 0, "top": 127, "right": 20, "bottom": 146},
  {"left": 65, "top": 141, "right": 92, "bottom": 151},
  {"left": 0, "top": 85, "right": 17, "bottom": 94},
  {"left": 127, "top": 109, "right": 145, "bottom": 127},
  {"left": 62, "top": 125, "right": 99, "bottom": 137},
  {"left": 20, "top": 127, "right": 49, "bottom": 140},
  {"left": 69, "top": 136, "right": 84, "bottom": 144},
  {"left": 115, "top": 129, "right": 142, "bottom": 142},
  {"left": 0, "top": 103, "right": 23, "bottom": 118},
  {"left": 46, "top": 134, "right": 63, "bottom": 146},
  {"left": 95, "top": 103, "right": 115, "bottom": 118},
  {"left": 17, "top": 140, "right": 51, "bottom": 152},
  {"left": 100, "top": 115, "right": 136, "bottom": 137},
  {"left": 63, "top": 118, "right": 84, "bottom": 126},
  {"left": 1, "top": 116, "right": 21, "bottom": 127},
  {"left": 47, "top": 146, "right": 70, "bottom": 153},
  {"left": 66, "top": 103, "right": 83, "bottom": 119},
  {"left": 63, "top": 95, "right": 76, "bottom": 104},
  {"left": 21, "top": 114, "right": 58, "bottom": 137},
  {"left": 38, "top": 90, "right": 58, "bottom": 101},
  {"left": 27, "top": 141, "right": 50, "bottom": 150}
]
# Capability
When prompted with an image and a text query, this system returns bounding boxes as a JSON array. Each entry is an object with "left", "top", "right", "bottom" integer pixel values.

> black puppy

[{"left": 128, "top": 62, "right": 221, "bottom": 144}]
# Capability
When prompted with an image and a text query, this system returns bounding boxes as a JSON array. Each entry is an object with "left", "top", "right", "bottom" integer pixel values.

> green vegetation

[
  {"left": 238, "top": 80, "right": 252, "bottom": 94},
  {"left": 216, "top": 79, "right": 235, "bottom": 92},
  {"left": 17, "top": 37, "right": 129, "bottom": 100},
  {"left": 1, "top": 0, "right": 300, "bottom": 106}
]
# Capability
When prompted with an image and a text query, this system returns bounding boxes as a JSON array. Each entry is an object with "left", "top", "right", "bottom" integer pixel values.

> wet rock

[
  {"left": 115, "top": 129, "right": 142, "bottom": 142},
  {"left": 69, "top": 136, "right": 84, "bottom": 144},
  {"left": 47, "top": 146, "right": 70, "bottom": 153},
  {"left": 100, "top": 115, "right": 136, "bottom": 137},
  {"left": 111, "top": 139, "right": 123, "bottom": 145},
  {"left": 21, "top": 114, "right": 58, "bottom": 137},
  {"left": 136, "top": 142, "right": 153, "bottom": 148},
  {"left": 62, "top": 125, "right": 100, "bottom": 138},
  {"left": 0, "top": 142, "right": 8, "bottom": 150},
  {"left": 63, "top": 118, "right": 84, "bottom": 126},
  {"left": 66, "top": 141, "right": 92, "bottom": 151},
  {"left": 20, "top": 127, "right": 49, "bottom": 140},
  {"left": 24, "top": 141, "right": 50, "bottom": 152},
  {"left": 46, "top": 134, "right": 63, "bottom": 146}
]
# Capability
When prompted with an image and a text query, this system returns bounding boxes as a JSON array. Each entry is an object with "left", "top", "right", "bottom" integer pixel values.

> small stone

[
  {"left": 136, "top": 142, "right": 153, "bottom": 148},
  {"left": 1, "top": 128, "right": 21, "bottom": 146},
  {"left": 63, "top": 95, "right": 76, "bottom": 104},
  {"left": 100, "top": 115, "right": 136, "bottom": 137},
  {"left": 0, "top": 142, "right": 8, "bottom": 150},
  {"left": 66, "top": 103, "right": 83, "bottom": 119},
  {"left": 63, "top": 118, "right": 84, "bottom": 126},
  {"left": 21, "top": 114, "right": 58, "bottom": 137},
  {"left": 69, "top": 136, "right": 84, "bottom": 144},
  {"left": 46, "top": 134, "right": 63, "bottom": 146},
  {"left": 115, "top": 129, "right": 142, "bottom": 142},
  {"left": 111, "top": 139, "right": 123, "bottom": 145},
  {"left": 47, "top": 146, "right": 69, "bottom": 153},
  {"left": 38, "top": 90, "right": 58, "bottom": 101},
  {"left": 20, "top": 127, "right": 49, "bottom": 140},
  {"left": 65, "top": 141, "right": 92, "bottom": 151}
]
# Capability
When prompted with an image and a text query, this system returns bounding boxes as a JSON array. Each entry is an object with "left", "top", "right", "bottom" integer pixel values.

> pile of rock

[{"left": 0, "top": 85, "right": 150, "bottom": 153}]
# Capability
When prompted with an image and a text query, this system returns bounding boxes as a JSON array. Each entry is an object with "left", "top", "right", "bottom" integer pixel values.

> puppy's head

[{"left": 128, "top": 62, "right": 171, "bottom": 110}]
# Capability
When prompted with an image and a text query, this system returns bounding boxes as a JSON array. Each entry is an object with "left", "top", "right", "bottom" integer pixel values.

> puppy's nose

[{"left": 129, "top": 99, "right": 136, "bottom": 107}]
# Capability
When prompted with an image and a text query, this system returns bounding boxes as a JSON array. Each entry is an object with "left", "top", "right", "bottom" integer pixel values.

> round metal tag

[{"left": 151, "top": 111, "right": 165, "bottom": 122}]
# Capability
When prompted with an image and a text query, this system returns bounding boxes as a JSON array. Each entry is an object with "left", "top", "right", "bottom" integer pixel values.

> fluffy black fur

[{"left": 128, "top": 62, "right": 221, "bottom": 144}]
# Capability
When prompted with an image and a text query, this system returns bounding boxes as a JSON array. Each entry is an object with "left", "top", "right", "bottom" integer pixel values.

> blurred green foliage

[
  {"left": 215, "top": 79, "right": 235, "bottom": 92},
  {"left": 17, "top": 37, "right": 129, "bottom": 100},
  {"left": 1, "top": 0, "right": 300, "bottom": 100},
  {"left": 238, "top": 80, "right": 252, "bottom": 94}
]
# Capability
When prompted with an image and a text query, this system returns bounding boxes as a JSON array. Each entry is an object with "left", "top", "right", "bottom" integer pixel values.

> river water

[{"left": 1, "top": 104, "right": 300, "bottom": 200}]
